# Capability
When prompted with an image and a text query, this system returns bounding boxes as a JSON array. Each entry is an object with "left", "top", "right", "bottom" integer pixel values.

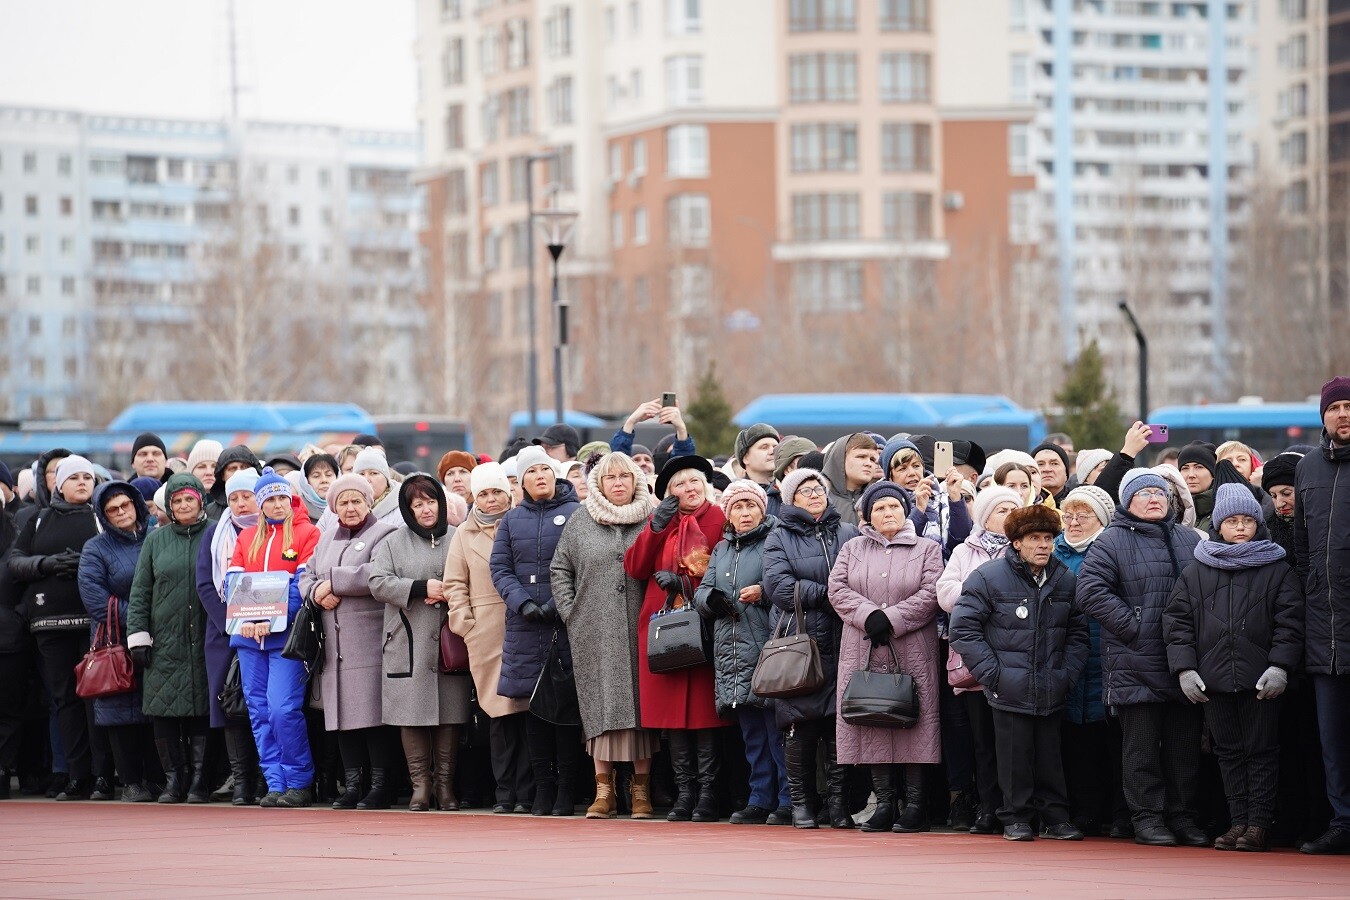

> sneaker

[
  {"left": 729, "top": 804, "right": 771, "bottom": 825},
  {"left": 259, "top": 791, "right": 284, "bottom": 808},
  {"left": 1301, "top": 827, "right": 1350, "bottom": 855},
  {"left": 276, "top": 787, "right": 312, "bottom": 808},
  {"left": 55, "top": 778, "right": 91, "bottom": 801},
  {"left": 89, "top": 777, "right": 115, "bottom": 801},
  {"left": 1041, "top": 822, "right": 1084, "bottom": 841},
  {"left": 121, "top": 783, "right": 155, "bottom": 803},
  {"left": 46, "top": 773, "right": 69, "bottom": 799},
  {"left": 1004, "top": 822, "right": 1035, "bottom": 842},
  {"left": 492, "top": 802, "right": 512, "bottom": 814},
  {"left": 948, "top": 792, "right": 977, "bottom": 831}
]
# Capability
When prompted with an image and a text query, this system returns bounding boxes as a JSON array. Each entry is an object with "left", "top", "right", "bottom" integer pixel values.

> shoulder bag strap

[
  {"left": 792, "top": 583, "right": 806, "bottom": 636},
  {"left": 105, "top": 595, "right": 123, "bottom": 646}
]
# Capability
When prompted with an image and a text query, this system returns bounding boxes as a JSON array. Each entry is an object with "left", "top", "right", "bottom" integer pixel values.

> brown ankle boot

[
  {"left": 400, "top": 728, "right": 433, "bottom": 812},
  {"left": 629, "top": 773, "right": 653, "bottom": 820},
  {"left": 1236, "top": 826, "right": 1268, "bottom": 852},
  {"left": 1213, "top": 822, "right": 1246, "bottom": 850},
  {"left": 586, "top": 772, "right": 616, "bottom": 819},
  {"left": 433, "top": 725, "right": 459, "bottom": 811}
]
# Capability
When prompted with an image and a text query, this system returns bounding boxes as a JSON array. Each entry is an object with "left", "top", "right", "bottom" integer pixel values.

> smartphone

[
  {"left": 933, "top": 441, "right": 954, "bottom": 478},
  {"left": 1145, "top": 424, "right": 1169, "bottom": 444},
  {"left": 661, "top": 391, "right": 677, "bottom": 408}
]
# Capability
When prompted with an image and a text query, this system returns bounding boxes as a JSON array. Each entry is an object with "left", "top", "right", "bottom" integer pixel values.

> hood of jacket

[
  {"left": 163, "top": 472, "right": 209, "bottom": 534},
  {"left": 822, "top": 434, "right": 866, "bottom": 503},
  {"left": 207, "top": 445, "right": 261, "bottom": 504},
  {"left": 33, "top": 447, "right": 73, "bottom": 508},
  {"left": 92, "top": 480, "right": 151, "bottom": 543},
  {"left": 398, "top": 473, "right": 449, "bottom": 540}
]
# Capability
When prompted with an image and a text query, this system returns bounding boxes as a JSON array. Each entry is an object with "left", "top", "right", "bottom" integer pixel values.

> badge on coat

[
  {"left": 355, "top": 541, "right": 365, "bottom": 551},
  {"left": 1016, "top": 605, "right": 1028, "bottom": 619},
  {"left": 553, "top": 515, "right": 566, "bottom": 526}
]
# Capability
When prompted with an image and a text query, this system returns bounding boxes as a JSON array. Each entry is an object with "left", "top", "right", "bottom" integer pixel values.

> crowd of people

[{"left": 1, "top": 377, "right": 1348, "bottom": 855}]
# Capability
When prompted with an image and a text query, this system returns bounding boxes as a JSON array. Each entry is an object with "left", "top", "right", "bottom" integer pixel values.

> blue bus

[{"left": 1145, "top": 402, "right": 1322, "bottom": 459}]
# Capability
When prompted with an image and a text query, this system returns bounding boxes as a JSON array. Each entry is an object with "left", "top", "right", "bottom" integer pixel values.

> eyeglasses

[
  {"left": 104, "top": 501, "right": 135, "bottom": 514},
  {"left": 1133, "top": 489, "right": 1168, "bottom": 500},
  {"left": 1061, "top": 513, "right": 1096, "bottom": 525},
  {"left": 796, "top": 487, "right": 826, "bottom": 498}
]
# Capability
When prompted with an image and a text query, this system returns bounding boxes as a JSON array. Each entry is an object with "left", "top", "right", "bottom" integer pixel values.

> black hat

[
  {"left": 1178, "top": 441, "right": 1217, "bottom": 475},
  {"left": 798, "top": 450, "right": 825, "bottom": 473},
  {"left": 132, "top": 432, "right": 166, "bottom": 457},
  {"left": 391, "top": 461, "right": 418, "bottom": 476},
  {"left": 654, "top": 433, "right": 678, "bottom": 473},
  {"left": 710, "top": 471, "right": 731, "bottom": 492},
  {"left": 533, "top": 424, "right": 581, "bottom": 459},
  {"left": 1032, "top": 441, "right": 1070, "bottom": 471},
  {"left": 1260, "top": 451, "right": 1302, "bottom": 493},
  {"left": 498, "top": 437, "right": 530, "bottom": 463},
  {"left": 352, "top": 433, "right": 383, "bottom": 448},
  {"left": 264, "top": 453, "right": 302, "bottom": 474},
  {"left": 0, "top": 461, "right": 12, "bottom": 490},
  {"left": 951, "top": 439, "right": 986, "bottom": 474},
  {"left": 734, "top": 423, "right": 780, "bottom": 466},
  {"left": 909, "top": 435, "right": 936, "bottom": 472},
  {"left": 654, "top": 454, "right": 714, "bottom": 500}
]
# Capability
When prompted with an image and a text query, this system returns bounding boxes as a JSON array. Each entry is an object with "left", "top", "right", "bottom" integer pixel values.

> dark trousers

[
  {"left": 336, "top": 726, "right": 395, "bottom": 770},
  {"left": 1117, "top": 701, "right": 1201, "bottom": 831},
  {"left": 524, "top": 713, "right": 582, "bottom": 781},
  {"left": 939, "top": 646, "right": 975, "bottom": 794},
  {"left": 963, "top": 690, "right": 1003, "bottom": 816},
  {"left": 1062, "top": 718, "right": 1128, "bottom": 830},
  {"left": 0, "top": 651, "right": 26, "bottom": 770},
  {"left": 106, "top": 723, "right": 161, "bottom": 787},
  {"left": 1275, "top": 677, "right": 1330, "bottom": 842},
  {"left": 1313, "top": 674, "right": 1350, "bottom": 829},
  {"left": 991, "top": 708, "right": 1069, "bottom": 826},
  {"left": 1203, "top": 691, "right": 1281, "bottom": 829},
  {"left": 490, "top": 712, "right": 533, "bottom": 805},
  {"left": 152, "top": 716, "right": 208, "bottom": 744},
  {"left": 33, "top": 631, "right": 101, "bottom": 780}
]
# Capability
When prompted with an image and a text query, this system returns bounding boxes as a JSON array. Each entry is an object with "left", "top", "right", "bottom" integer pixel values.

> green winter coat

[{"left": 127, "top": 474, "right": 211, "bottom": 718}]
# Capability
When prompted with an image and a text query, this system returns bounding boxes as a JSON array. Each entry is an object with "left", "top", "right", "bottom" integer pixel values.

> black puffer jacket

[
  {"left": 204, "top": 445, "right": 262, "bottom": 521},
  {"left": 951, "top": 549, "right": 1089, "bottom": 716},
  {"left": 8, "top": 495, "right": 100, "bottom": 632},
  {"left": 1076, "top": 507, "right": 1201, "bottom": 707},
  {"left": 1295, "top": 433, "right": 1350, "bottom": 674},
  {"left": 694, "top": 515, "right": 777, "bottom": 718},
  {"left": 762, "top": 503, "right": 859, "bottom": 726},
  {"left": 1163, "top": 552, "right": 1303, "bottom": 694}
]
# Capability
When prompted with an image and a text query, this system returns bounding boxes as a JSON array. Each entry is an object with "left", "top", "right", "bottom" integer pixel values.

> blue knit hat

[
  {"left": 1118, "top": 468, "right": 1169, "bottom": 507},
  {"left": 252, "top": 466, "right": 292, "bottom": 505},
  {"left": 1213, "top": 482, "right": 1263, "bottom": 527},
  {"left": 860, "top": 480, "right": 912, "bottom": 523},
  {"left": 880, "top": 437, "right": 921, "bottom": 478}
]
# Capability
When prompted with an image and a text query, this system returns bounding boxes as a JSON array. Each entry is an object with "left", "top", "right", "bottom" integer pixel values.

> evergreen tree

[
  {"left": 1055, "top": 340, "right": 1124, "bottom": 451},
  {"left": 684, "top": 363, "right": 738, "bottom": 457}
]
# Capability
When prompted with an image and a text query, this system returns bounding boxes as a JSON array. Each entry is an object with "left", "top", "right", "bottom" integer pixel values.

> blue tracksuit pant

[{"left": 237, "top": 645, "right": 312, "bottom": 792}]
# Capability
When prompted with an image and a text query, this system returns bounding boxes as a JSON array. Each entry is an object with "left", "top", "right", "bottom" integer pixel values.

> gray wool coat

[
  {"left": 300, "top": 514, "right": 399, "bottom": 732},
  {"left": 369, "top": 525, "right": 472, "bottom": 727},
  {"left": 551, "top": 508, "right": 648, "bottom": 742}
]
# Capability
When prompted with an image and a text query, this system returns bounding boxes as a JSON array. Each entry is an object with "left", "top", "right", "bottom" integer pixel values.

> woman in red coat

[{"left": 624, "top": 455, "right": 727, "bottom": 822}]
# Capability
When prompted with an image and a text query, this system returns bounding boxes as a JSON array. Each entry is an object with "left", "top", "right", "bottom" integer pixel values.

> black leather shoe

[
  {"left": 512, "top": 802, "right": 531, "bottom": 814},
  {"left": 1109, "top": 820, "right": 1134, "bottom": 839},
  {"left": 1301, "top": 827, "right": 1350, "bottom": 855},
  {"left": 1041, "top": 822, "right": 1085, "bottom": 841},
  {"left": 276, "top": 787, "right": 312, "bottom": 808},
  {"left": 55, "top": 778, "right": 91, "bottom": 801},
  {"left": 1173, "top": 825, "right": 1210, "bottom": 847},
  {"left": 1134, "top": 825, "right": 1178, "bottom": 846},
  {"left": 89, "top": 777, "right": 115, "bottom": 801},
  {"left": 730, "top": 804, "right": 771, "bottom": 825},
  {"left": 492, "top": 802, "right": 512, "bottom": 814},
  {"left": 970, "top": 812, "right": 999, "bottom": 835},
  {"left": 121, "top": 783, "right": 155, "bottom": 803},
  {"left": 1004, "top": 822, "right": 1035, "bottom": 841},
  {"left": 765, "top": 805, "right": 793, "bottom": 826}
]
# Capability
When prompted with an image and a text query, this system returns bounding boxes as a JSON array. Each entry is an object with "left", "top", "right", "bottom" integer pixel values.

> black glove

[
  {"left": 37, "top": 555, "right": 59, "bottom": 577},
  {"left": 53, "top": 551, "right": 82, "bottom": 578},
  {"left": 653, "top": 570, "right": 681, "bottom": 594},
  {"left": 864, "top": 610, "right": 891, "bottom": 646},
  {"left": 130, "top": 646, "right": 152, "bottom": 669},
  {"left": 706, "top": 588, "right": 738, "bottom": 620},
  {"left": 518, "top": 601, "right": 550, "bottom": 625},
  {"left": 538, "top": 603, "right": 559, "bottom": 624},
  {"left": 651, "top": 495, "right": 680, "bottom": 533}
]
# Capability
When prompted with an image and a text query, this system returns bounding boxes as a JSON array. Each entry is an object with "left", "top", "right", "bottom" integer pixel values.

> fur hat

[
  {"left": 1032, "top": 442, "right": 1070, "bottom": 472},
  {"left": 1213, "top": 482, "right": 1263, "bottom": 527},
  {"left": 515, "top": 446, "right": 561, "bottom": 480},
  {"left": 1260, "top": 451, "right": 1302, "bottom": 493},
  {"left": 734, "top": 424, "right": 780, "bottom": 466},
  {"left": 1074, "top": 448, "right": 1113, "bottom": 484},
  {"left": 186, "top": 440, "right": 223, "bottom": 473},
  {"left": 1119, "top": 469, "right": 1169, "bottom": 507},
  {"left": 53, "top": 455, "right": 96, "bottom": 493},
  {"left": 470, "top": 461, "right": 511, "bottom": 499},
  {"left": 437, "top": 450, "right": 477, "bottom": 484},
  {"left": 859, "top": 480, "right": 911, "bottom": 523},
  {"left": 773, "top": 436, "right": 816, "bottom": 482},
  {"left": 353, "top": 447, "right": 390, "bottom": 479},
  {"left": 252, "top": 467, "right": 293, "bottom": 505},
  {"left": 327, "top": 472, "right": 374, "bottom": 508},
  {"left": 972, "top": 486, "right": 1023, "bottom": 533},
  {"left": 1321, "top": 375, "right": 1350, "bottom": 417},
  {"left": 1003, "top": 504, "right": 1063, "bottom": 542},
  {"left": 1177, "top": 441, "right": 1217, "bottom": 476},
  {"left": 1062, "top": 485, "right": 1113, "bottom": 528},
  {"left": 780, "top": 467, "right": 830, "bottom": 507},
  {"left": 224, "top": 469, "right": 260, "bottom": 498},
  {"left": 719, "top": 479, "right": 768, "bottom": 518}
]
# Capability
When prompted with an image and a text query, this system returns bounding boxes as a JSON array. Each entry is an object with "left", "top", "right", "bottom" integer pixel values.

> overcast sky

[{"left": 0, "top": 0, "right": 417, "bottom": 131}]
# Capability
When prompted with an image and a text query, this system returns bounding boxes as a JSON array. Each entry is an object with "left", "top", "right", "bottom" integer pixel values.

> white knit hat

[
  {"left": 1062, "top": 485, "right": 1113, "bottom": 528},
  {"left": 514, "top": 446, "right": 560, "bottom": 479},
  {"left": 186, "top": 439, "right": 224, "bottom": 472},
  {"left": 224, "top": 468, "right": 260, "bottom": 498},
  {"left": 470, "top": 461, "right": 511, "bottom": 498},
  {"left": 972, "top": 487, "right": 1023, "bottom": 533},
  {"left": 53, "top": 454, "right": 96, "bottom": 492},
  {"left": 353, "top": 446, "right": 390, "bottom": 478},
  {"left": 1074, "top": 448, "right": 1113, "bottom": 484}
]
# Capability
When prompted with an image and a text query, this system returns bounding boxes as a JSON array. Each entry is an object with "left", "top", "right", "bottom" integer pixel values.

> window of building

[
  {"left": 634, "top": 275, "right": 652, "bottom": 311},
  {"left": 666, "top": 0, "right": 701, "bottom": 34},
  {"left": 666, "top": 125, "right": 709, "bottom": 177},
  {"left": 318, "top": 168, "right": 331, "bottom": 188},
  {"left": 30, "top": 357, "right": 44, "bottom": 379},
  {"left": 629, "top": 0, "right": 642, "bottom": 32},
  {"left": 632, "top": 138, "right": 648, "bottom": 175},
  {"left": 547, "top": 145, "right": 576, "bottom": 191},
  {"left": 882, "top": 192, "right": 933, "bottom": 240},
  {"left": 28, "top": 316, "right": 41, "bottom": 336},
  {"left": 90, "top": 156, "right": 124, "bottom": 177},
  {"left": 548, "top": 76, "right": 574, "bottom": 125},
  {"left": 483, "top": 228, "right": 502, "bottom": 271},
  {"left": 1009, "top": 191, "right": 1035, "bottom": 244},
  {"left": 481, "top": 162, "right": 500, "bottom": 207},
  {"left": 505, "top": 87, "right": 532, "bottom": 136},
  {"left": 791, "top": 193, "right": 860, "bottom": 241},
  {"left": 789, "top": 53, "right": 858, "bottom": 103},
  {"left": 510, "top": 221, "right": 529, "bottom": 268},
  {"left": 442, "top": 0, "right": 462, "bottom": 19},
  {"left": 57, "top": 154, "right": 72, "bottom": 176},
  {"left": 612, "top": 211, "right": 625, "bottom": 248},
  {"left": 25, "top": 235, "right": 38, "bottom": 254},
  {"left": 1009, "top": 0, "right": 1027, "bottom": 31},
  {"left": 445, "top": 104, "right": 465, "bottom": 150},
  {"left": 631, "top": 69, "right": 644, "bottom": 102},
  {"left": 665, "top": 55, "right": 703, "bottom": 105},
  {"left": 288, "top": 206, "right": 300, "bottom": 226},
  {"left": 667, "top": 193, "right": 710, "bottom": 246},
  {"left": 610, "top": 143, "right": 624, "bottom": 181},
  {"left": 506, "top": 18, "right": 530, "bottom": 69},
  {"left": 634, "top": 207, "right": 649, "bottom": 245},
  {"left": 790, "top": 122, "right": 859, "bottom": 172},
  {"left": 480, "top": 27, "right": 499, "bottom": 75},
  {"left": 25, "top": 195, "right": 37, "bottom": 216},
  {"left": 287, "top": 165, "right": 299, "bottom": 185},
  {"left": 1010, "top": 53, "right": 1031, "bottom": 104},
  {"left": 879, "top": 0, "right": 928, "bottom": 30},
  {"left": 510, "top": 155, "right": 529, "bottom": 202},
  {"left": 669, "top": 263, "right": 711, "bottom": 315},
  {"left": 793, "top": 260, "right": 863, "bottom": 312},
  {"left": 23, "top": 152, "right": 36, "bottom": 174},
  {"left": 880, "top": 122, "right": 932, "bottom": 172},
  {"left": 443, "top": 37, "right": 465, "bottom": 85},
  {"left": 26, "top": 276, "right": 41, "bottom": 296},
  {"left": 1009, "top": 123, "right": 1031, "bottom": 174},
  {"left": 546, "top": 6, "right": 573, "bottom": 56},
  {"left": 60, "top": 236, "right": 74, "bottom": 256},
  {"left": 879, "top": 52, "right": 931, "bottom": 102},
  {"left": 790, "top": 0, "right": 856, "bottom": 32}
]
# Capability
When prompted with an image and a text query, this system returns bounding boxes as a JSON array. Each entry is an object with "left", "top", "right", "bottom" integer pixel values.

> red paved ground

[{"left": 0, "top": 800, "right": 1347, "bottom": 899}]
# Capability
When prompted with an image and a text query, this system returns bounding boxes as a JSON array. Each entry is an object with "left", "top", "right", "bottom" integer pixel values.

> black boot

[
  {"left": 332, "top": 768, "right": 363, "bottom": 810},
  {"left": 155, "top": 738, "right": 188, "bottom": 804},
  {"left": 893, "top": 764, "right": 930, "bottom": 833},
  {"left": 823, "top": 734, "right": 854, "bottom": 829},
  {"left": 861, "top": 765, "right": 897, "bottom": 833},
  {"left": 784, "top": 728, "right": 817, "bottom": 829},
  {"left": 357, "top": 769, "right": 392, "bottom": 809},
  {"left": 691, "top": 729, "right": 720, "bottom": 823},
  {"left": 531, "top": 758, "right": 557, "bottom": 817},
  {"left": 666, "top": 731, "right": 696, "bottom": 822},
  {"left": 551, "top": 758, "right": 576, "bottom": 817},
  {"left": 185, "top": 736, "right": 210, "bottom": 803},
  {"left": 223, "top": 725, "right": 258, "bottom": 806}
]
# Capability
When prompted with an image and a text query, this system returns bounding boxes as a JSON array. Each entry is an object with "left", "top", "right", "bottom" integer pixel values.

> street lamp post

[
  {"left": 535, "top": 209, "right": 578, "bottom": 425},
  {"left": 1118, "top": 300, "right": 1149, "bottom": 423},
  {"left": 524, "top": 151, "right": 558, "bottom": 432}
]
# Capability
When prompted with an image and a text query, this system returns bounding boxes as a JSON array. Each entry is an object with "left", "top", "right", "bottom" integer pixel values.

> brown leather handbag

[
  {"left": 439, "top": 619, "right": 469, "bottom": 674},
  {"left": 74, "top": 596, "right": 135, "bottom": 699},
  {"left": 750, "top": 586, "right": 823, "bottom": 699}
]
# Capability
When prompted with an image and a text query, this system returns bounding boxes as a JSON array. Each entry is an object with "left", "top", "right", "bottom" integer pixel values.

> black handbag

[
  {"left": 646, "top": 574, "right": 711, "bottom": 674},
  {"left": 529, "top": 628, "right": 581, "bottom": 727},
  {"left": 750, "top": 585, "right": 823, "bottom": 699},
  {"left": 218, "top": 654, "right": 248, "bottom": 721},
  {"left": 840, "top": 644, "right": 919, "bottom": 729},
  {"left": 281, "top": 597, "right": 325, "bottom": 676}
]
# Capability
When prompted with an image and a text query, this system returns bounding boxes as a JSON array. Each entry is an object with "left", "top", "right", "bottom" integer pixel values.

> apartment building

[{"left": 0, "top": 105, "right": 424, "bottom": 422}]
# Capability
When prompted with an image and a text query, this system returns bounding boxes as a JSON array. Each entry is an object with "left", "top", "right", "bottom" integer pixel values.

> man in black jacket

[
  {"left": 951, "top": 504, "right": 1089, "bottom": 842},
  {"left": 1297, "top": 376, "right": 1350, "bottom": 855}
]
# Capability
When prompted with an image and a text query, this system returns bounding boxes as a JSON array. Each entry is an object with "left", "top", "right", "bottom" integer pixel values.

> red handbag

[
  {"left": 74, "top": 596, "right": 136, "bottom": 699},
  {"left": 945, "top": 645, "right": 980, "bottom": 691},
  {"left": 439, "top": 620, "right": 469, "bottom": 674}
]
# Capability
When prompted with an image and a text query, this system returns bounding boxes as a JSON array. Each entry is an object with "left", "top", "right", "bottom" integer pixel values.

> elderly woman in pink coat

[{"left": 829, "top": 481, "right": 943, "bottom": 835}]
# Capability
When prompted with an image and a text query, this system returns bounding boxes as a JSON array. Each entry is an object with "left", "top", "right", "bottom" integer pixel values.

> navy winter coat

[
  {"left": 1054, "top": 533, "right": 1105, "bottom": 724},
  {"left": 694, "top": 515, "right": 777, "bottom": 718},
  {"left": 762, "top": 502, "right": 859, "bottom": 726},
  {"left": 1294, "top": 433, "right": 1350, "bottom": 675},
  {"left": 950, "top": 549, "right": 1089, "bottom": 717},
  {"left": 1075, "top": 507, "right": 1201, "bottom": 707},
  {"left": 489, "top": 479, "right": 580, "bottom": 698},
  {"left": 77, "top": 482, "right": 154, "bottom": 727}
]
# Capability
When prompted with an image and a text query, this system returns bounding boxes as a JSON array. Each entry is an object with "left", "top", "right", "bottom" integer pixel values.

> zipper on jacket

[
  {"left": 730, "top": 545, "right": 741, "bottom": 709},
  {"left": 1329, "top": 464, "right": 1340, "bottom": 672}
]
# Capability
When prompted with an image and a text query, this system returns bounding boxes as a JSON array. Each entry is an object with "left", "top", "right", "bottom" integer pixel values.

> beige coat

[{"left": 444, "top": 512, "right": 528, "bottom": 719}]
